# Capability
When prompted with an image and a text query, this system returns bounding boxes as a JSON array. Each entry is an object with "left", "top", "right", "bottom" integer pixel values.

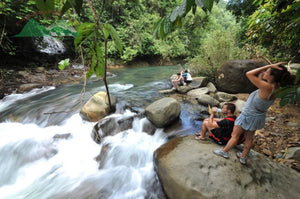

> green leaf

[
  {"left": 58, "top": 58, "right": 70, "bottom": 70},
  {"left": 35, "top": 0, "right": 54, "bottom": 15},
  {"left": 95, "top": 42, "right": 105, "bottom": 78},
  {"left": 164, "top": 14, "right": 172, "bottom": 34},
  {"left": 195, "top": 0, "right": 214, "bottom": 13},
  {"left": 103, "top": 23, "right": 123, "bottom": 53},
  {"left": 276, "top": 86, "right": 299, "bottom": 107},
  {"left": 74, "top": 23, "right": 96, "bottom": 48},
  {"left": 61, "top": 0, "right": 83, "bottom": 16},
  {"left": 153, "top": 18, "right": 163, "bottom": 38},
  {"left": 61, "top": 0, "right": 72, "bottom": 16},
  {"left": 103, "top": 27, "right": 109, "bottom": 40},
  {"left": 295, "top": 68, "right": 300, "bottom": 83},
  {"left": 86, "top": 44, "right": 96, "bottom": 79},
  {"left": 159, "top": 18, "right": 166, "bottom": 39}
]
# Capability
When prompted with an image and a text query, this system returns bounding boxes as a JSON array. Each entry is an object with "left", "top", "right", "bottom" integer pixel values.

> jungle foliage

[
  {"left": 1, "top": 0, "right": 299, "bottom": 107},
  {"left": 227, "top": 0, "right": 300, "bottom": 62}
]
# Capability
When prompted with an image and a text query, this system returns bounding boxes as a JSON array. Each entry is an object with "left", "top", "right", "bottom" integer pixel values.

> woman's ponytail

[{"left": 271, "top": 65, "right": 295, "bottom": 87}]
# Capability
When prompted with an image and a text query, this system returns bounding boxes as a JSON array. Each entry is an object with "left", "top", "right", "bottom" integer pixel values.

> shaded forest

[{"left": 0, "top": 0, "right": 299, "bottom": 72}]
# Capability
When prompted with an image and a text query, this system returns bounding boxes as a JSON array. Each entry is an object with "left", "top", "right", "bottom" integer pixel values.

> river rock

[
  {"left": 154, "top": 135, "right": 300, "bottom": 199},
  {"left": 187, "top": 87, "right": 209, "bottom": 98},
  {"left": 195, "top": 93, "right": 219, "bottom": 107},
  {"left": 216, "top": 60, "right": 266, "bottom": 93},
  {"left": 176, "top": 85, "right": 193, "bottom": 94},
  {"left": 80, "top": 91, "right": 116, "bottom": 122},
  {"left": 145, "top": 97, "right": 181, "bottom": 128},
  {"left": 215, "top": 91, "right": 238, "bottom": 102},
  {"left": 92, "top": 113, "right": 156, "bottom": 143},
  {"left": 18, "top": 83, "right": 43, "bottom": 92},
  {"left": 189, "top": 77, "right": 209, "bottom": 89},
  {"left": 206, "top": 82, "right": 217, "bottom": 93}
]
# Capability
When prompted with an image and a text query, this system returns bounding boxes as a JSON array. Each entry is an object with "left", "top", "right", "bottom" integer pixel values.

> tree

[
  {"left": 153, "top": 0, "right": 220, "bottom": 39},
  {"left": 33, "top": 0, "right": 123, "bottom": 110}
]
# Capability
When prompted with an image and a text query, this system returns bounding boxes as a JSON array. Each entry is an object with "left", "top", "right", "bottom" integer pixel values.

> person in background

[
  {"left": 195, "top": 103, "right": 236, "bottom": 145},
  {"left": 181, "top": 69, "right": 192, "bottom": 84},
  {"left": 213, "top": 62, "right": 295, "bottom": 165},
  {"left": 172, "top": 72, "right": 184, "bottom": 90}
]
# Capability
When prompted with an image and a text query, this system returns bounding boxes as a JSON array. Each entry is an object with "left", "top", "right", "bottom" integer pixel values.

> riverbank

[{"left": 1, "top": 65, "right": 299, "bottom": 172}]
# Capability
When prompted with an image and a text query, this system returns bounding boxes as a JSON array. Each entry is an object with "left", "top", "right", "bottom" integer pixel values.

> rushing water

[{"left": 0, "top": 65, "right": 203, "bottom": 199}]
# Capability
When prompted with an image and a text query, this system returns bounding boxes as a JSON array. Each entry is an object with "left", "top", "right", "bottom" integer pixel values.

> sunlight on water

[{"left": 0, "top": 86, "right": 55, "bottom": 111}]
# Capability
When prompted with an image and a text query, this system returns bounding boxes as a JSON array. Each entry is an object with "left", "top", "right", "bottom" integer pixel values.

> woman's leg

[
  {"left": 222, "top": 126, "right": 245, "bottom": 153},
  {"left": 241, "top": 130, "right": 255, "bottom": 158}
]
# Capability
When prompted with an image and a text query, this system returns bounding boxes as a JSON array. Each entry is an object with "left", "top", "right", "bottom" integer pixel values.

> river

[{"left": 0, "top": 65, "right": 203, "bottom": 199}]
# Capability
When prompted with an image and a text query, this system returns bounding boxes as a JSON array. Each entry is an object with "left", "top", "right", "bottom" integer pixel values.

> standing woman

[{"left": 214, "top": 62, "right": 295, "bottom": 164}]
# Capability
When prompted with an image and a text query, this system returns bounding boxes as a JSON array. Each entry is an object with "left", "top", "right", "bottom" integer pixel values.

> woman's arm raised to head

[{"left": 246, "top": 62, "right": 286, "bottom": 89}]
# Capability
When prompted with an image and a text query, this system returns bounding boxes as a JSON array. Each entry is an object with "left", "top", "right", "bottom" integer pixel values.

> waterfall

[
  {"left": 0, "top": 111, "right": 167, "bottom": 199},
  {"left": 0, "top": 65, "right": 198, "bottom": 199}
]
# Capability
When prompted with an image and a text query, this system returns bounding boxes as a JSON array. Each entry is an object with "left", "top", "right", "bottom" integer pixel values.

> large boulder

[
  {"left": 154, "top": 135, "right": 300, "bottom": 199},
  {"left": 145, "top": 97, "right": 181, "bottom": 128},
  {"left": 216, "top": 60, "right": 266, "bottom": 93},
  {"left": 189, "top": 77, "right": 209, "bottom": 89},
  {"left": 80, "top": 91, "right": 116, "bottom": 122}
]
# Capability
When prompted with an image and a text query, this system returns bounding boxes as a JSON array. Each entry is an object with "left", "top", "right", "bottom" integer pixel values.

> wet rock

[{"left": 18, "top": 83, "right": 43, "bottom": 92}]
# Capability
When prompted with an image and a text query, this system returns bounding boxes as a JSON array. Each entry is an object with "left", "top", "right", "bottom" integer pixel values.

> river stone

[
  {"left": 215, "top": 91, "right": 238, "bottom": 102},
  {"left": 80, "top": 91, "right": 116, "bottom": 122},
  {"left": 216, "top": 60, "right": 266, "bottom": 93},
  {"left": 189, "top": 76, "right": 209, "bottom": 89},
  {"left": 154, "top": 135, "right": 300, "bottom": 199},
  {"left": 187, "top": 87, "right": 209, "bottom": 98},
  {"left": 176, "top": 85, "right": 193, "bottom": 94},
  {"left": 145, "top": 97, "right": 181, "bottom": 128},
  {"left": 195, "top": 93, "right": 219, "bottom": 107},
  {"left": 18, "top": 83, "right": 43, "bottom": 92},
  {"left": 206, "top": 82, "right": 217, "bottom": 93}
]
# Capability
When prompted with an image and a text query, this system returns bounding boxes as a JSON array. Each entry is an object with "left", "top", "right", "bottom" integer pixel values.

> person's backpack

[{"left": 208, "top": 117, "right": 235, "bottom": 145}]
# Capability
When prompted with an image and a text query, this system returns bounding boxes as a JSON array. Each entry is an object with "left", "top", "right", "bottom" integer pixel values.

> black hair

[
  {"left": 177, "top": 72, "right": 181, "bottom": 75},
  {"left": 270, "top": 65, "right": 295, "bottom": 87},
  {"left": 224, "top": 103, "right": 236, "bottom": 114}
]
